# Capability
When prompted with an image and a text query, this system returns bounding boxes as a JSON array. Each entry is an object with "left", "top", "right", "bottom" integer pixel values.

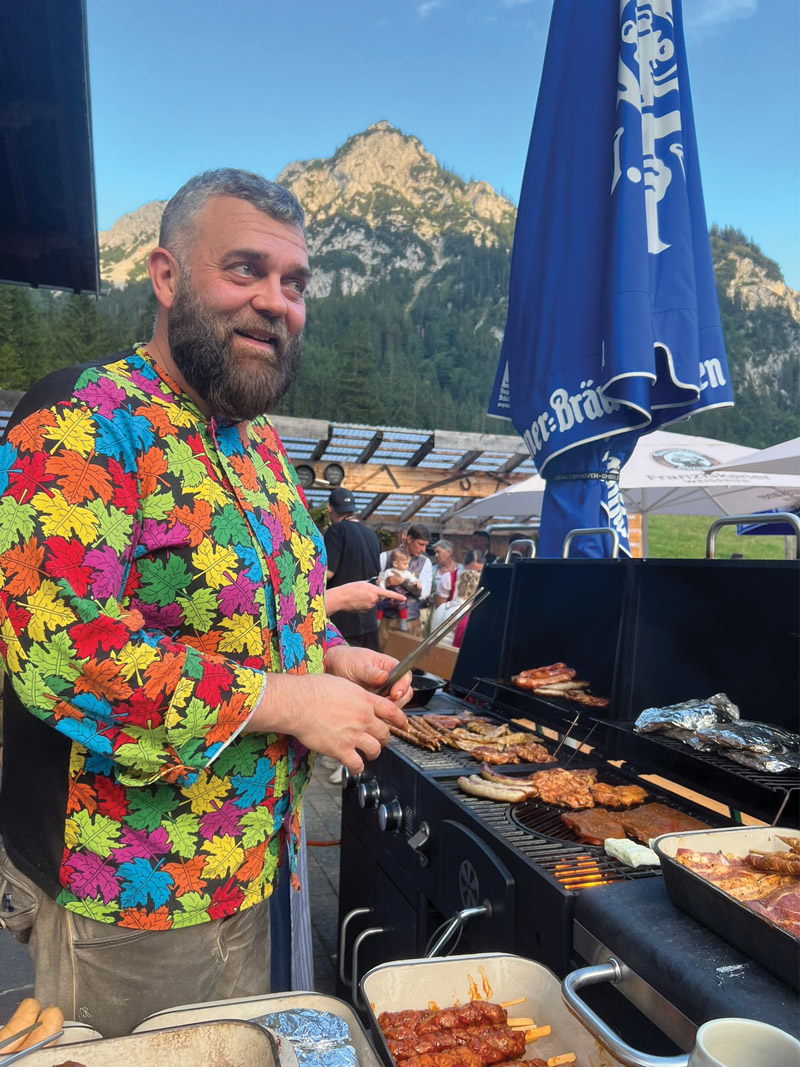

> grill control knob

[
  {"left": 358, "top": 780, "right": 381, "bottom": 809},
  {"left": 341, "top": 767, "right": 363, "bottom": 790},
  {"left": 377, "top": 799, "right": 403, "bottom": 833}
]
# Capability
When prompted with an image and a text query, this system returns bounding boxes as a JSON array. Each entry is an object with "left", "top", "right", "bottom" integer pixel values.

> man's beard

[{"left": 167, "top": 272, "right": 302, "bottom": 423}]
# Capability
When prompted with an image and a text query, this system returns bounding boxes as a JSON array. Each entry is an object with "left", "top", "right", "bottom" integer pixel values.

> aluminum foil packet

[
  {"left": 634, "top": 693, "right": 740, "bottom": 734},
  {"left": 252, "top": 1010, "right": 357, "bottom": 1067},
  {"left": 725, "top": 748, "right": 800, "bottom": 774},
  {"left": 694, "top": 720, "right": 800, "bottom": 755}
]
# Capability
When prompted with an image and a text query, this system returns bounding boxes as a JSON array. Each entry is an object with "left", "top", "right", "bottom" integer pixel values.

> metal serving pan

[
  {"left": 653, "top": 826, "right": 799, "bottom": 992},
  {"left": 15, "top": 1019, "right": 277, "bottom": 1067},
  {"left": 133, "top": 990, "right": 381, "bottom": 1067},
  {"left": 361, "top": 951, "right": 623, "bottom": 1067}
]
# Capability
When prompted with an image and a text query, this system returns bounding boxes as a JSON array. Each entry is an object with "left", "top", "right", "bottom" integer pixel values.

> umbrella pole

[{"left": 641, "top": 512, "right": 649, "bottom": 558}]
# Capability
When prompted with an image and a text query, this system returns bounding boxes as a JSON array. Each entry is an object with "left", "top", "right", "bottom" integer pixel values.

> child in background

[{"left": 379, "top": 548, "right": 420, "bottom": 598}]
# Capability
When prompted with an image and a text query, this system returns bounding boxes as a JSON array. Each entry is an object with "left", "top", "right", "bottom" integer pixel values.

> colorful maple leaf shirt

[{"left": 0, "top": 345, "right": 343, "bottom": 929}]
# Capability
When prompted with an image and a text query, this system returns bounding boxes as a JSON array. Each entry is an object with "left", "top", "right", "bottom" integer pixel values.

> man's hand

[
  {"left": 243, "top": 647, "right": 411, "bottom": 774},
  {"left": 325, "top": 644, "right": 412, "bottom": 706},
  {"left": 325, "top": 581, "right": 405, "bottom": 615}
]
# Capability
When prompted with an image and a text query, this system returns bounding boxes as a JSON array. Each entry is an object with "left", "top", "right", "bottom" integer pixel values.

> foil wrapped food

[
  {"left": 252, "top": 1010, "right": 357, "bottom": 1067},
  {"left": 694, "top": 720, "right": 800, "bottom": 753},
  {"left": 634, "top": 693, "right": 740, "bottom": 734}
]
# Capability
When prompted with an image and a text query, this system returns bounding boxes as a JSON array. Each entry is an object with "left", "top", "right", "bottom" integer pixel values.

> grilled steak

[
  {"left": 561, "top": 808, "right": 627, "bottom": 844},
  {"left": 620, "top": 803, "right": 710, "bottom": 843}
]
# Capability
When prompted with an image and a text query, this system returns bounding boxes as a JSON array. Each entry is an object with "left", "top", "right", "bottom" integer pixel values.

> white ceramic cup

[{"left": 688, "top": 1018, "right": 800, "bottom": 1067}]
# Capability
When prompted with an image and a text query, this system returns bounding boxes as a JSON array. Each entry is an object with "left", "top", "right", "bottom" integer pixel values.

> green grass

[{"left": 645, "top": 514, "right": 789, "bottom": 559}]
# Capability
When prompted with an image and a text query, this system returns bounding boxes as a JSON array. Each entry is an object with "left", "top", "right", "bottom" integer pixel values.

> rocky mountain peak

[{"left": 726, "top": 253, "right": 800, "bottom": 325}]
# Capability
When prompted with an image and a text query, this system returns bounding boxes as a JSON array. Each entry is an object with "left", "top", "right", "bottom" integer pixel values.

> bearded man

[{"left": 0, "top": 169, "right": 410, "bottom": 1036}]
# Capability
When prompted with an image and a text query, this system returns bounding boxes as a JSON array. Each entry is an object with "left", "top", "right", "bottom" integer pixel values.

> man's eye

[
  {"left": 231, "top": 264, "right": 253, "bottom": 276},
  {"left": 285, "top": 279, "right": 305, "bottom": 294}
]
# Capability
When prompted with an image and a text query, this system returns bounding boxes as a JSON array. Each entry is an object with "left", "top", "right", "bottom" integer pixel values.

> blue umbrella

[
  {"left": 489, "top": 0, "right": 733, "bottom": 557},
  {"left": 737, "top": 508, "right": 800, "bottom": 538}
]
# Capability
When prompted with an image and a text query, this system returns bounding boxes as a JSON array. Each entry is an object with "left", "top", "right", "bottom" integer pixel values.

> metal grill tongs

[
  {"left": 378, "top": 585, "right": 490, "bottom": 696},
  {"left": 0, "top": 1022, "right": 65, "bottom": 1064}
]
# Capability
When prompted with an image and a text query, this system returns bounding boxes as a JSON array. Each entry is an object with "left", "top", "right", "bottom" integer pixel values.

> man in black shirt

[{"left": 324, "top": 488, "right": 382, "bottom": 651}]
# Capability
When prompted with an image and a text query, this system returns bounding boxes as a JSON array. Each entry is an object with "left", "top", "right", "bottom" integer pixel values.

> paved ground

[
  {"left": 302, "top": 764, "right": 345, "bottom": 995},
  {"left": 0, "top": 766, "right": 344, "bottom": 1022}
]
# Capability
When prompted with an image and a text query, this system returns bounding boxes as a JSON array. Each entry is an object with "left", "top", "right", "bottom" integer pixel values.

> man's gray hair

[
  {"left": 435, "top": 539, "right": 454, "bottom": 554},
  {"left": 159, "top": 168, "right": 305, "bottom": 260}
]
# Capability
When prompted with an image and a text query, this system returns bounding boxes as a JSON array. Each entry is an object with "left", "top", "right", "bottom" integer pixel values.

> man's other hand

[
  {"left": 244, "top": 648, "right": 411, "bottom": 774},
  {"left": 324, "top": 581, "right": 405, "bottom": 615}
]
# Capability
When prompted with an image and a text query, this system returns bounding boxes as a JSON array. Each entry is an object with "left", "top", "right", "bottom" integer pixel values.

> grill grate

[
  {"left": 437, "top": 781, "right": 656, "bottom": 887},
  {"left": 606, "top": 721, "right": 800, "bottom": 826},
  {"left": 391, "top": 708, "right": 558, "bottom": 773},
  {"left": 389, "top": 737, "right": 480, "bottom": 772}
]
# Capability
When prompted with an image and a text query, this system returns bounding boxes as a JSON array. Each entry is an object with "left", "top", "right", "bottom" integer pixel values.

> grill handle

[
  {"left": 562, "top": 959, "right": 689, "bottom": 1067},
  {"left": 338, "top": 906, "right": 370, "bottom": 987},
  {"left": 705, "top": 513, "right": 800, "bottom": 558},
  {"left": 352, "top": 925, "right": 386, "bottom": 1010},
  {"left": 562, "top": 527, "right": 620, "bottom": 558},
  {"left": 505, "top": 538, "right": 536, "bottom": 563}
]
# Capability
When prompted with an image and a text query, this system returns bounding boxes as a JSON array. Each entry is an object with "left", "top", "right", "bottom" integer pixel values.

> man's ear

[{"left": 148, "top": 247, "right": 180, "bottom": 310}]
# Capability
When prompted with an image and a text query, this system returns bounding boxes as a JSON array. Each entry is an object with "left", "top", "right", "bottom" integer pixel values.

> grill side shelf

[{"left": 605, "top": 721, "right": 800, "bottom": 827}]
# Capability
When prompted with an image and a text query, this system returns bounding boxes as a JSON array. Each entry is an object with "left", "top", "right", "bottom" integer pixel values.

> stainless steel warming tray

[{"left": 653, "top": 826, "right": 799, "bottom": 991}]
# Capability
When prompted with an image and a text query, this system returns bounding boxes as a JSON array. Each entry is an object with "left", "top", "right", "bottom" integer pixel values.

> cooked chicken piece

[
  {"left": 529, "top": 769, "right": 596, "bottom": 809},
  {"left": 468, "top": 746, "right": 521, "bottom": 764},
  {"left": 511, "top": 742, "right": 556, "bottom": 764},
  {"left": 465, "top": 721, "right": 511, "bottom": 738},
  {"left": 776, "top": 836, "right": 800, "bottom": 855},
  {"left": 568, "top": 692, "right": 611, "bottom": 708},
  {"left": 590, "top": 783, "right": 648, "bottom": 809}
]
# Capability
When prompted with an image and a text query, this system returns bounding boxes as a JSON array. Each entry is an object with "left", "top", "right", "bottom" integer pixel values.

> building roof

[
  {"left": 0, "top": 399, "right": 534, "bottom": 529},
  {"left": 270, "top": 416, "right": 536, "bottom": 529}
]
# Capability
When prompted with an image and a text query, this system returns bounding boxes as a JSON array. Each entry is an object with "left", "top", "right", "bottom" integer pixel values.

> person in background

[
  {"left": 468, "top": 529, "right": 497, "bottom": 565},
  {"left": 451, "top": 569, "right": 484, "bottom": 649},
  {"left": 432, "top": 539, "right": 461, "bottom": 611},
  {"left": 463, "top": 548, "right": 485, "bottom": 572},
  {"left": 378, "top": 523, "right": 432, "bottom": 641},
  {"left": 324, "top": 488, "right": 381, "bottom": 651},
  {"left": 430, "top": 540, "right": 462, "bottom": 632},
  {"left": 0, "top": 169, "right": 410, "bottom": 1037}
]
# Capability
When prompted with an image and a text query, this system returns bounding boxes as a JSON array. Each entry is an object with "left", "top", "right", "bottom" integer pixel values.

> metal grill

[{"left": 436, "top": 781, "right": 653, "bottom": 887}]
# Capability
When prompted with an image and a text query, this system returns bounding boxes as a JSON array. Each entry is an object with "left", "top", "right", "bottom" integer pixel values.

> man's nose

[{"left": 250, "top": 276, "right": 288, "bottom": 317}]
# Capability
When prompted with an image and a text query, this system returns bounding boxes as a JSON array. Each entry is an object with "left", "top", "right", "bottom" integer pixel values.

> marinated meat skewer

[
  {"left": 389, "top": 1025, "right": 526, "bottom": 1063},
  {"left": 746, "top": 851, "right": 800, "bottom": 875},
  {"left": 397, "top": 1049, "right": 484, "bottom": 1067},
  {"left": 379, "top": 1003, "right": 508, "bottom": 1035}
]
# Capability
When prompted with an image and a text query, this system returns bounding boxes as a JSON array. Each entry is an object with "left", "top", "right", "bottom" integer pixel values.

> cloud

[
  {"left": 417, "top": 0, "right": 443, "bottom": 16},
  {"left": 683, "top": 0, "right": 758, "bottom": 36}
]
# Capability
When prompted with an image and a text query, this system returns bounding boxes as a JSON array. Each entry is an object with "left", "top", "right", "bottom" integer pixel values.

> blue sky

[{"left": 87, "top": 0, "right": 799, "bottom": 288}]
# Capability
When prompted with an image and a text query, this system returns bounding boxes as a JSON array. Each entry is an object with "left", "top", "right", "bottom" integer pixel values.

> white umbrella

[
  {"left": 455, "top": 431, "right": 800, "bottom": 554},
  {"left": 714, "top": 437, "right": 800, "bottom": 476}
]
